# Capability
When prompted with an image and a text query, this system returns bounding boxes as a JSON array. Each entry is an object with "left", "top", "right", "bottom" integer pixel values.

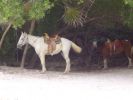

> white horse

[{"left": 17, "top": 32, "right": 82, "bottom": 73}]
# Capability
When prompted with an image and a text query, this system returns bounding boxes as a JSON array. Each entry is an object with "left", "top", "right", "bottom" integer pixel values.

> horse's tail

[{"left": 71, "top": 42, "right": 82, "bottom": 53}]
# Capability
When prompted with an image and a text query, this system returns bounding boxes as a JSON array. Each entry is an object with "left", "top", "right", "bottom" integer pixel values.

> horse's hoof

[
  {"left": 103, "top": 67, "right": 108, "bottom": 70},
  {"left": 40, "top": 70, "right": 47, "bottom": 74},
  {"left": 98, "top": 66, "right": 102, "bottom": 69},
  {"left": 128, "top": 66, "right": 132, "bottom": 69},
  {"left": 63, "top": 71, "right": 69, "bottom": 74}
]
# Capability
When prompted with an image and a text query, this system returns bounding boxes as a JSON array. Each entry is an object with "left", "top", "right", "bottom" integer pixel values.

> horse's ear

[
  {"left": 24, "top": 32, "right": 27, "bottom": 35},
  {"left": 21, "top": 31, "right": 24, "bottom": 34},
  {"left": 44, "top": 33, "right": 48, "bottom": 36},
  {"left": 44, "top": 33, "right": 49, "bottom": 38}
]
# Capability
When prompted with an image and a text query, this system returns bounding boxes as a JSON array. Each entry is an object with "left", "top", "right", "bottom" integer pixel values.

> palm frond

[{"left": 63, "top": 7, "right": 85, "bottom": 27}]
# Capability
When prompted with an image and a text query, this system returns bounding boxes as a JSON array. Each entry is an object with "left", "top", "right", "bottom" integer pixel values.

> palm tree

[{"left": 62, "top": 0, "right": 95, "bottom": 27}]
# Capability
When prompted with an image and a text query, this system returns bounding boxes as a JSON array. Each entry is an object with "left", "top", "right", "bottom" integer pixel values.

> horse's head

[
  {"left": 91, "top": 38, "right": 107, "bottom": 49},
  {"left": 17, "top": 32, "right": 28, "bottom": 49}
]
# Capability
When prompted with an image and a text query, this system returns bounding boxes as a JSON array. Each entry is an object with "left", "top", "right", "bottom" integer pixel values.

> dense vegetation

[{"left": 0, "top": 0, "right": 133, "bottom": 67}]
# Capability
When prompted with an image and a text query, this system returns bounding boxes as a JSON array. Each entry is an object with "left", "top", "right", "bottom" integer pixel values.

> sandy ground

[{"left": 0, "top": 66, "right": 133, "bottom": 100}]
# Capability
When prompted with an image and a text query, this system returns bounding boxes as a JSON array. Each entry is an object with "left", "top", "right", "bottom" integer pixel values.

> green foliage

[
  {"left": 60, "top": 0, "right": 85, "bottom": 6},
  {"left": 35, "top": 5, "right": 64, "bottom": 35},
  {"left": 0, "top": 0, "right": 54, "bottom": 28},
  {"left": 58, "top": 0, "right": 87, "bottom": 27},
  {"left": 91, "top": 0, "right": 124, "bottom": 16},
  {"left": 0, "top": 0, "right": 25, "bottom": 28},
  {"left": 0, "top": 30, "right": 17, "bottom": 59},
  {"left": 63, "top": 7, "right": 84, "bottom": 27},
  {"left": 124, "top": 0, "right": 133, "bottom": 7},
  {"left": 123, "top": 0, "right": 133, "bottom": 27},
  {"left": 87, "top": 0, "right": 125, "bottom": 30},
  {"left": 28, "top": 0, "right": 54, "bottom": 20},
  {"left": 13, "top": 17, "right": 25, "bottom": 29}
]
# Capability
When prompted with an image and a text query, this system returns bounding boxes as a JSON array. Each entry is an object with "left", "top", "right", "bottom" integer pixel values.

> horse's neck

[{"left": 27, "top": 34, "right": 39, "bottom": 47}]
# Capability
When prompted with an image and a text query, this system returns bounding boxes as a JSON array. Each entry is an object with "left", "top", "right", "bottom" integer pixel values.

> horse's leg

[
  {"left": 103, "top": 58, "right": 108, "bottom": 69},
  {"left": 62, "top": 50, "right": 70, "bottom": 74},
  {"left": 38, "top": 53, "right": 46, "bottom": 73},
  {"left": 128, "top": 57, "right": 132, "bottom": 68},
  {"left": 125, "top": 47, "right": 133, "bottom": 68}
]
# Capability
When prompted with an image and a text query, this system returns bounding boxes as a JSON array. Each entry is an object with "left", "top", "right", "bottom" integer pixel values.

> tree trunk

[
  {"left": 0, "top": 23, "right": 12, "bottom": 49},
  {"left": 29, "top": 53, "right": 38, "bottom": 68},
  {"left": 20, "top": 20, "right": 35, "bottom": 68}
]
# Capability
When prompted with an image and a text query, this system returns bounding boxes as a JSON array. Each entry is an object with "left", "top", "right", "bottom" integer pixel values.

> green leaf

[
  {"left": 124, "top": 0, "right": 133, "bottom": 7},
  {"left": 63, "top": 7, "right": 84, "bottom": 27},
  {"left": 28, "top": 0, "right": 54, "bottom": 20}
]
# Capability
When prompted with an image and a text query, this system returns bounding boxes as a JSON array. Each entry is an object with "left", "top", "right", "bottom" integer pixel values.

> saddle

[
  {"left": 106, "top": 39, "right": 123, "bottom": 55},
  {"left": 43, "top": 33, "right": 61, "bottom": 54}
]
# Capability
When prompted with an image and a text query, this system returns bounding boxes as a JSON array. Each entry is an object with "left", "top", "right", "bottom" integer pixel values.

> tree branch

[
  {"left": 0, "top": 23, "right": 12, "bottom": 49},
  {"left": 20, "top": 20, "right": 35, "bottom": 68}
]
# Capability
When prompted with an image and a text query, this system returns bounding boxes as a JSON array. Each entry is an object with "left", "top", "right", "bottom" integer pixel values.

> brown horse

[{"left": 94, "top": 39, "right": 133, "bottom": 69}]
